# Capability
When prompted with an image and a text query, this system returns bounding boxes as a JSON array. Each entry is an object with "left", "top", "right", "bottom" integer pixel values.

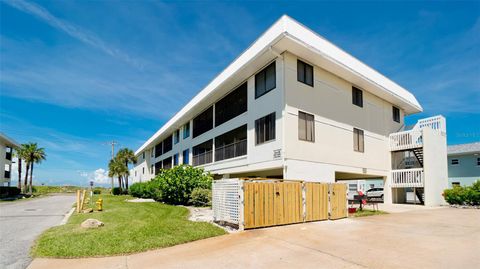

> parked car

[{"left": 366, "top": 188, "right": 384, "bottom": 200}]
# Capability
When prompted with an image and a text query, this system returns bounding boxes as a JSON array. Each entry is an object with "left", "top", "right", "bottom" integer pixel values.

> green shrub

[
  {"left": 112, "top": 187, "right": 122, "bottom": 195},
  {"left": 93, "top": 187, "right": 102, "bottom": 194},
  {"left": 444, "top": 180, "right": 480, "bottom": 205},
  {"left": 0, "top": 186, "right": 21, "bottom": 198},
  {"left": 189, "top": 188, "right": 211, "bottom": 207},
  {"left": 154, "top": 165, "right": 212, "bottom": 205}
]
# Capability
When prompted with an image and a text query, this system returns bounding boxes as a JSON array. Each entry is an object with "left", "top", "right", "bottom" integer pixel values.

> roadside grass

[
  {"left": 31, "top": 195, "right": 225, "bottom": 258},
  {"left": 351, "top": 209, "right": 388, "bottom": 218}
]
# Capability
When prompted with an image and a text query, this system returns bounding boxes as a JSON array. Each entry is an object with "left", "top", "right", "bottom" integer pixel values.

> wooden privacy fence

[{"left": 212, "top": 178, "right": 348, "bottom": 230}]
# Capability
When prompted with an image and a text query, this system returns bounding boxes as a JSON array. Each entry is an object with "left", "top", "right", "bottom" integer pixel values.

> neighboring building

[
  {"left": 337, "top": 179, "right": 384, "bottom": 200},
  {"left": 447, "top": 142, "right": 480, "bottom": 187},
  {"left": 0, "top": 133, "right": 19, "bottom": 186},
  {"left": 133, "top": 15, "right": 448, "bottom": 206}
]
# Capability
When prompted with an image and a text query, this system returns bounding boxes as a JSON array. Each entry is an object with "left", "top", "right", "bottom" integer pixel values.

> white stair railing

[
  {"left": 389, "top": 115, "right": 445, "bottom": 151},
  {"left": 391, "top": 168, "right": 424, "bottom": 187}
]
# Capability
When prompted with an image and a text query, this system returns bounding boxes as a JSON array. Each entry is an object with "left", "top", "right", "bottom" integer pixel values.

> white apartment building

[
  {"left": 133, "top": 15, "right": 448, "bottom": 206},
  {"left": 0, "top": 133, "right": 19, "bottom": 186}
]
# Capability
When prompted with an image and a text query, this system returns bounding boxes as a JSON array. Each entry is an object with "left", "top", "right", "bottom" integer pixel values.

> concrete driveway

[
  {"left": 28, "top": 207, "right": 479, "bottom": 269},
  {"left": 0, "top": 195, "right": 75, "bottom": 269}
]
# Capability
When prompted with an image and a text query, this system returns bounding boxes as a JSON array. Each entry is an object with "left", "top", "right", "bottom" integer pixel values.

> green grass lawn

[
  {"left": 351, "top": 209, "right": 388, "bottom": 217},
  {"left": 32, "top": 195, "right": 225, "bottom": 258}
]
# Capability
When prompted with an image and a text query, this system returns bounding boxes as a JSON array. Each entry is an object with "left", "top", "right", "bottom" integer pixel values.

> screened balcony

[
  {"left": 193, "top": 140, "right": 213, "bottom": 166},
  {"left": 215, "top": 125, "right": 247, "bottom": 162}
]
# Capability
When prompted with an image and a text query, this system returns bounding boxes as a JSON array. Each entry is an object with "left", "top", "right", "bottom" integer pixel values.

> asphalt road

[{"left": 0, "top": 195, "right": 75, "bottom": 269}]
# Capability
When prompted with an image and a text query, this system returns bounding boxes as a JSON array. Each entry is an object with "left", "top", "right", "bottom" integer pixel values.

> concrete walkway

[
  {"left": 0, "top": 194, "right": 76, "bottom": 269},
  {"left": 28, "top": 207, "right": 479, "bottom": 269}
]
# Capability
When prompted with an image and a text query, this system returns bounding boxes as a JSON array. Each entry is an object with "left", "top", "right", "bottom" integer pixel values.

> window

[
  {"left": 393, "top": 106, "right": 400, "bottom": 123},
  {"left": 215, "top": 82, "right": 247, "bottom": 127},
  {"left": 173, "top": 153, "right": 179, "bottom": 166},
  {"left": 142, "top": 167, "right": 144, "bottom": 175},
  {"left": 162, "top": 157, "right": 172, "bottom": 170},
  {"left": 183, "top": 122, "right": 190, "bottom": 139},
  {"left": 348, "top": 184, "right": 357, "bottom": 192},
  {"left": 183, "top": 149, "right": 189, "bottom": 165},
  {"left": 163, "top": 135, "right": 172, "bottom": 154},
  {"left": 353, "top": 128, "right": 365, "bottom": 152},
  {"left": 142, "top": 152, "right": 145, "bottom": 159},
  {"left": 154, "top": 142, "right": 163, "bottom": 158},
  {"left": 174, "top": 129, "right": 180, "bottom": 144},
  {"left": 477, "top": 157, "right": 480, "bottom": 166},
  {"left": 193, "top": 106, "right": 213, "bottom": 138},
  {"left": 151, "top": 148, "right": 154, "bottom": 158},
  {"left": 154, "top": 161, "right": 162, "bottom": 175},
  {"left": 297, "top": 60, "right": 313, "bottom": 86},
  {"left": 255, "top": 112, "right": 276, "bottom": 145},
  {"left": 135, "top": 170, "right": 137, "bottom": 177},
  {"left": 150, "top": 165, "right": 154, "bottom": 174},
  {"left": 451, "top": 159, "right": 459, "bottom": 165},
  {"left": 298, "top": 111, "right": 315, "bottom": 142},
  {"left": 255, "top": 62, "right": 276, "bottom": 99},
  {"left": 452, "top": 182, "right": 460, "bottom": 187},
  {"left": 352, "top": 87, "right": 363, "bottom": 107},
  {"left": 193, "top": 140, "right": 213, "bottom": 166},
  {"left": 215, "top": 125, "right": 247, "bottom": 161}
]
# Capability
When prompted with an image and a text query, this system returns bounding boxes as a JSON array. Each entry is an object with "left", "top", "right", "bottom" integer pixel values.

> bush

[
  {"left": 154, "top": 165, "right": 212, "bottom": 205},
  {"left": 93, "top": 187, "right": 102, "bottom": 194},
  {"left": 444, "top": 180, "right": 480, "bottom": 205},
  {"left": 189, "top": 188, "right": 211, "bottom": 207},
  {"left": 0, "top": 186, "right": 21, "bottom": 198},
  {"left": 112, "top": 187, "right": 122, "bottom": 195}
]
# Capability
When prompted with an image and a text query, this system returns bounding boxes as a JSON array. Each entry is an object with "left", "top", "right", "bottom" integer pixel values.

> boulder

[
  {"left": 81, "top": 218, "right": 104, "bottom": 228},
  {"left": 82, "top": 208, "right": 93, "bottom": 213}
]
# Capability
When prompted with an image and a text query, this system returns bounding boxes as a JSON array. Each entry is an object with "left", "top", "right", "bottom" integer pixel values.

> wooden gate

[
  {"left": 244, "top": 181, "right": 302, "bottom": 229},
  {"left": 329, "top": 183, "right": 348, "bottom": 220},
  {"left": 305, "top": 182, "right": 329, "bottom": 221}
]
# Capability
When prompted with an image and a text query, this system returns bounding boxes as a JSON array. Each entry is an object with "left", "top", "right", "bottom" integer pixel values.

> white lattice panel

[{"left": 212, "top": 179, "right": 242, "bottom": 226}]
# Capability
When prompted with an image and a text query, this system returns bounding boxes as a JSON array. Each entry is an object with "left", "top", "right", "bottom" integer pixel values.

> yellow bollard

[{"left": 96, "top": 198, "right": 103, "bottom": 211}]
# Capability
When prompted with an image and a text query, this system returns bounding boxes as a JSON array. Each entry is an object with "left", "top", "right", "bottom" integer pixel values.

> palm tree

[
  {"left": 116, "top": 148, "right": 137, "bottom": 191},
  {"left": 15, "top": 146, "right": 26, "bottom": 190},
  {"left": 28, "top": 144, "right": 46, "bottom": 194},
  {"left": 21, "top": 143, "right": 35, "bottom": 193},
  {"left": 108, "top": 158, "right": 128, "bottom": 193}
]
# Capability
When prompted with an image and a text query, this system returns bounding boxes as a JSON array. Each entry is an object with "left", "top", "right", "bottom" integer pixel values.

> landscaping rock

[
  {"left": 81, "top": 218, "right": 104, "bottom": 228},
  {"left": 82, "top": 208, "right": 93, "bottom": 213}
]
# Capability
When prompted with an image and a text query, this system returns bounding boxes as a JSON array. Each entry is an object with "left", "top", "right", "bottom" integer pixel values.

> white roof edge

[
  {"left": 135, "top": 14, "right": 422, "bottom": 155},
  {"left": 0, "top": 132, "right": 20, "bottom": 148}
]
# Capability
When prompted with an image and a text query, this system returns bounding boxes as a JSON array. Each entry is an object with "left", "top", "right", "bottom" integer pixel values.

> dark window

[
  {"left": 298, "top": 111, "right": 315, "bottom": 142},
  {"left": 173, "top": 153, "right": 179, "bottom": 166},
  {"left": 154, "top": 142, "right": 163, "bottom": 158},
  {"left": 142, "top": 152, "right": 145, "bottom": 159},
  {"left": 183, "top": 123, "right": 190, "bottom": 139},
  {"left": 215, "top": 125, "right": 247, "bottom": 161},
  {"left": 451, "top": 159, "right": 459, "bottom": 165},
  {"left": 154, "top": 161, "right": 162, "bottom": 175},
  {"left": 150, "top": 165, "right": 154, "bottom": 174},
  {"left": 162, "top": 156, "right": 172, "bottom": 170},
  {"left": 297, "top": 60, "right": 314, "bottom": 86},
  {"left": 193, "top": 140, "right": 213, "bottom": 166},
  {"left": 142, "top": 167, "right": 144, "bottom": 175},
  {"left": 174, "top": 129, "right": 180, "bottom": 144},
  {"left": 255, "top": 112, "right": 276, "bottom": 145},
  {"left": 193, "top": 106, "right": 213, "bottom": 138},
  {"left": 477, "top": 157, "right": 480, "bottom": 166},
  {"left": 215, "top": 82, "right": 247, "bottom": 127},
  {"left": 452, "top": 182, "right": 460, "bottom": 187},
  {"left": 352, "top": 87, "right": 363, "bottom": 107},
  {"left": 163, "top": 135, "right": 172, "bottom": 154},
  {"left": 255, "top": 62, "right": 276, "bottom": 99},
  {"left": 393, "top": 106, "right": 400, "bottom": 123},
  {"left": 135, "top": 170, "right": 137, "bottom": 177},
  {"left": 353, "top": 128, "right": 364, "bottom": 152},
  {"left": 183, "top": 149, "right": 189, "bottom": 165}
]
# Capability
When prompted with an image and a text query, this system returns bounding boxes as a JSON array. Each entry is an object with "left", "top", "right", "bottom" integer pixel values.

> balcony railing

[
  {"left": 391, "top": 168, "right": 424, "bottom": 188},
  {"left": 215, "top": 139, "right": 247, "bottom": 162},
  {"left": 389, "top": 115, "right": 445, "bottom": 151},
  {"left": 193, "top": 150, "right": 213, "bottom": 166}
]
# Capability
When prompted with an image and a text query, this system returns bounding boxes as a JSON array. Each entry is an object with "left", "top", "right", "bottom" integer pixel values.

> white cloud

[
  {"left": 79, "top": 168, "right": 110, "bottom": 185},
  {"left": 3, "top": 0, "right": 145, "bottom": 68}
]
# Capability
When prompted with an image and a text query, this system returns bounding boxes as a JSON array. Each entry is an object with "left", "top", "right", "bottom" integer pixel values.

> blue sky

[{"left": 1, "top": 0, "right": 479, "bottom": 186}]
